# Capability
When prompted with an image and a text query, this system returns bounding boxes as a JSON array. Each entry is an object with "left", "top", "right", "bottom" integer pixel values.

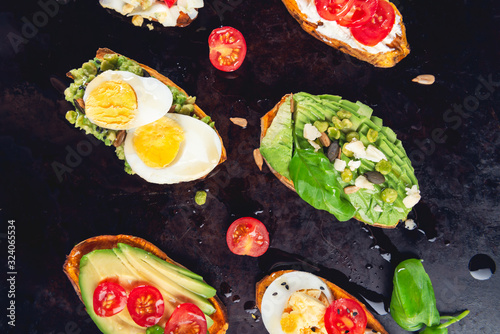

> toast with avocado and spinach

[
  {"left": 63, "top": 235, "right": 228, "bottom": 334},
  {"left": 260, "top": 93, "right": 420, "bottom": 228}
]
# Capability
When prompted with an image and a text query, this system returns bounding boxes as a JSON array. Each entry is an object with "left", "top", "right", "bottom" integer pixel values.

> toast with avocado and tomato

[
  {"left": 256, "top": 270, "right": 388, "bottom": 334},
  {"left": 282, "top": 0, "right": 410, "bottom": 67},
  {"left": 259, "top": 93, "right": 420, "bottom": 228},
  {"left": 63, "top": 235, "right": 228, "bottom": 334},
  {"left": 99, "top": 0, "right": 204, "bottom": 28}
]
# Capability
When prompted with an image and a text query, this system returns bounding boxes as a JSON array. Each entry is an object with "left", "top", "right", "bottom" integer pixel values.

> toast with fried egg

[
  {"left": 256, "top": 270, "right": 388, "bottom": 334},
  {"left": 63, "top": 234, "right": 228, "bottom": 334},
  {"left": 282, "top": 0, "right": 410, "bottom": 67}
]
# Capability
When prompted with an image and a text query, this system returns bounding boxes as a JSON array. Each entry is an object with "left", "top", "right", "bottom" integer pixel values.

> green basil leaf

[
  {"left": 289, "top": 148, "right": 355, "bottom": 221},
  {"left": 390, "top": 259, "right": 441, "bottom": 331},
  {"left": 419, "top": 326, "right": 448, "bottom": 334}
]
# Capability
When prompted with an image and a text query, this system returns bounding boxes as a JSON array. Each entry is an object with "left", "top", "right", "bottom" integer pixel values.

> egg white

[
  {"left": 261, "top": 271, "right": 334, "bottom": 334},
  {"left": 83, "top": 71, "right": 172, "bottom": 130},
  {"left": 124, "top": 113, "right": 222, "bottom": 184}
]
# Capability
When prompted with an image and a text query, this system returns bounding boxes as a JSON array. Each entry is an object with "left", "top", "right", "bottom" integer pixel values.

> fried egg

[
  {"left": 83, "top": 71, "right": 172, "bottom": 130},
  {"left": 261, "top": 271, "right": 334, "bottom": 334},
  {"left": 124, "top": 113, "right": 222, "bottom": 184}
]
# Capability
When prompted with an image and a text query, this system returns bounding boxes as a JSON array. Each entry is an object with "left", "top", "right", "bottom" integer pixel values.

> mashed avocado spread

[
  {"left": 64, "top": 53, "right": 213, "bottom": 174},
  {"left": 260, "top": 93, "right": 420, "bottom": 227}
]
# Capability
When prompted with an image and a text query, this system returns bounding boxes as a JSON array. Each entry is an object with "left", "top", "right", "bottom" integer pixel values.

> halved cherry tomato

[
  {"left": 226, "top": 217, "right": 269, "bottom": 257},
  {"left": 324, "top": 298, "right": 368, "bottom": 334},
  {"left": 127, "top": 285, "right": 165, "bottom": 327},
  {"left": 351, "top": 0, "right": 395, "bottom": 46},
  {"left": 337, "top": 0, "right": 379, "bottom": 27},
  {"left": 93, "top": 281, "right": 127, "bottom": 317},
  {"left": 163, "top": 0, "right": 176, "bottom": 8},
  {"left": 164, "top": 303, "right": 207, "bottom": 334},
  {"left": 208, "top": 26, "right": 247, "bottom": 72},
  {"left": 315, "top": 0, "right": 355, "bottom": 21}
]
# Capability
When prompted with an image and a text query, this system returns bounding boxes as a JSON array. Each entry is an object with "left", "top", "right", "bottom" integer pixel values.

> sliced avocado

[
  {"left": 117, "top": 243, "right": 216, "bottom": 299},
  {"left": 79, "top": 249, "right": 147, "bottom": 334},
  {"left": 355, "top": 101, "right": 373, "bottom": 119},
  {"left": 381, "top": 126, "right": 397, "bottom": 143},
  {"left": 370, "top": 116, "right": 383, "bottom": 128},
  {"left": 113, "top": 248, "right": 216, "bottom": 315}
]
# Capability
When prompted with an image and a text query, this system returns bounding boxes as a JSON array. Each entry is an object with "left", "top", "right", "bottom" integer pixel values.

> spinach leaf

[
  {"left": 289, "top": 148, "right": 355, "bottom": 222},
  {"left": 390, "top": 259, "right": 441, "bottom": 331}
]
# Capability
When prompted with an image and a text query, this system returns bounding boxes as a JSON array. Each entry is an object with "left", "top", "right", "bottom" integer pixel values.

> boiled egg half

[
  {"left": 124, "top": 113, "right": 222, "bottom": 184},
  {"left": 83, "top": 70, "right": 172, "bottom": 130},
  {"left": 261, "top": 271, "right": 334, "bottom": 334}
]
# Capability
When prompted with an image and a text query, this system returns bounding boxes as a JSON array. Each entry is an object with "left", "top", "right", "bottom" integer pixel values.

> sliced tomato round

[
  {"left": 208, "top": 26, "right": 247, "bottom": 72},
  {"left": 163, "top": 0, "right": 176, "bottom": 8},
  {"left": 315, "top": 0, "right": 355, "bottom": 21},
  {"left": 164, "top": 303, "right": 207, "bottom": 334},
  {"left": 324, "top": 298, "right": 368, "bottom": 334},
  {"left": 226, "top": 217, "right": 269, "bottom": 257},
  {"left": 350, "top": 0, "right": 395, "bottom": 46},
  {"left": 127, "top": 285, "right": 165, "bottom": 327},
  {"left": 337, "top": 0, "right": 379, "bottom": 27},
  {"left": 93, "top": 281, "right": 127, "bottom": 317}
]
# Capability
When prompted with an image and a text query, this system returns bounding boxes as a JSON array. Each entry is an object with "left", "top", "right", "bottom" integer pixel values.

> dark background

[{"left": 1, "top": 0, "right": 499, "bottom": 333}]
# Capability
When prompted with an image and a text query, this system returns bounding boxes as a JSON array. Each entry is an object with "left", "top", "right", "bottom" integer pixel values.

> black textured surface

[{"left": 1, "top": 0, "right": 499, "bottom": 333}]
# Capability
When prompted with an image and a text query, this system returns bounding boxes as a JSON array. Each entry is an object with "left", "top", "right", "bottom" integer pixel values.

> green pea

[
  {"left": 375, "top": 160, "right": 392, "bottom": 175},
  {"left": 195, "top": 190, "right": 207, "bottom": 206},
  {"left": 381, "top": 188, "right": 398, "bottom": 203},
  {"left": 341, "top": 118, "right": 353, "bottom": 129},
  {"left": 146, "top": 325, "right": 164, "bottom": 334},
  {"left": 341, "top": 168, "right": 353, "bottom": 182},
  {"left": 327, "top": 127, "right": 341, "bottom": 140},
  {"left": 367, "top": 129, "right": 379, "bottom": 143},
  {"left": 337, "top": 110, "right": 352, "bottom": 119},
  {"left": 82, "top": 62, "right": 97, "bottom": 76},
  {"left": 342, "top": 143, "right": 354, "bottom": 158},
  {"left": 100, "top": 59, "right": 115, "bottom": 72},
  {"left": 314, "top": 121, "right": 329, "bottom": 133},
  {"left": 346, "top": 131, "right": 360, "bottom": 142},
  {"left": 332, "top": 116, "right": 343, "bottom": 129},
  {"left": 65, "top": 110, "right": 78, "bottom": 124}
]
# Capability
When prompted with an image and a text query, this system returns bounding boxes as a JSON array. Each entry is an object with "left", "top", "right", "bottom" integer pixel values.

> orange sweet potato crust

[
  {"left": 256, "top": 270, "right": 388, "bottom": 334},
  {"left": 63, "top": 235, "right": 228, "bottom": 334}
]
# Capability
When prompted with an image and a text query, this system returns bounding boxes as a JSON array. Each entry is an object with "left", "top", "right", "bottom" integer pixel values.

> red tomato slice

[
  {"left": 337, "top": 0, "right": 379, "bottom": 27},
  {"left": 226, "top": 217, "right": 270, "bottom": 257},
  {"left": 208, "top": 26, "right": 247, "bottom": 72},
  {"left": 324, "top": 298, "right": 368, "bottom": 334},
  {"left": 127, "top": 285, "right": 165, "bottom": 327},
  {"left": 315, "top": 0, "right": 355, "bottom": 21},
  {"left": 164, "top": 303, "right": 207, "bottom": 334},
  {"left": 350, "top": 0, "right": 395, "bottom": 46},
  {"left": 93, "top": 281, "right": 127, "bottom": 317},
  {"left": 163, "top": 0, "right": 176, "bottom": 8}
]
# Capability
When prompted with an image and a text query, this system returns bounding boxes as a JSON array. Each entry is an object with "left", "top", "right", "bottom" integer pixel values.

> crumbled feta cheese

[
  {"left": 404, "top": 219, "right": 417, "bottom": 230},
  {"left": 333, "top": 159, "right": 346, "bottom": 172},
  {"left": 122, "top": 3, "right": 135, "bottom": 14},
  {"left": 308, "top": 140, "right": 321, "bottom": 152},
  {"left": 403, "top": 185, "right": 421, "bottom": 208},
  {"left": 374, "top": 205, "right": 383, "bottom": 213},
  {"left": 303, "top": 123, "right": 322, "bottom": 141},
  {"left": 345, "top": 140, "right": 366, "bottom": 159},
  {"left": 355, "top": 175, "right": 374, "bottom": 190},
  {"left": 348, "top": 160, "right": 361, "bottom": 171},
  {"left": 365, "top": 145, "right": 387, "bottom": 163},
  {"left": 131, "top": 15, "right": 144, "bottom": 26}
]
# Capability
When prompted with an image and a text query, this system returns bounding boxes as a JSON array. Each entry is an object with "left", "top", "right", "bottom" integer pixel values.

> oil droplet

[
  {"left": 220, "top": 282, "right": 232, "bottom": 298},
  {"left": 469, "top": 254, "right": 496, "bottom": 280}
]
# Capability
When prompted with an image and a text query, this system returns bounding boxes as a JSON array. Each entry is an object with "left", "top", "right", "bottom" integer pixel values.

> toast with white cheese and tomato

[
  {"left": 63, "top": 235, "right": 228, "bottom": 334},
  {"left": 259, "top": 93, "right": 420, "bottom": 228},
  {"left": 282, "top": 0, "right": 410, "bottom": 67},
  {"left": 256, "top": 270, "right": 388, "bottom": 334}
]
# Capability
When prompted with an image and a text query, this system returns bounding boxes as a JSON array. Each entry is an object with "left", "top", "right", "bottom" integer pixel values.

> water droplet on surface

[
  {"left": 365, "top": 264, "right": 373, "bottom": 269},
  {"left": 469, "top": 254, "right": 496, "bottom": 280},
  {"left": 244, "top": 301, "right": 258, "bottom": 314},
  {"left": 232, "top": 295, "right": 240, "bottom": 303},
  {"left": 359, "top": 294, "right": 389, "bottom": 315},
  {"left": 220, "top": 282, "right": 232, "bottom": 298}
]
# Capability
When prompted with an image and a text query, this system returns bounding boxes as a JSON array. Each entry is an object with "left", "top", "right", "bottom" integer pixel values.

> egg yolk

[
  {"left": 132, "top": 117, "right": 184, "bottom": 168},
  {"left": 85, "top": 80, "right": 138, "bottom": 129},
  {"left": 280, "top": 290, "right": 328, "bottom": 334}
]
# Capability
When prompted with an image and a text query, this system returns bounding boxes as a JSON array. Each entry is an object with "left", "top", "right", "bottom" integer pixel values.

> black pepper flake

[
  {"left": 337, "top": 309, "right": 340, "bottom": 314},
  {"left": 311, "top": 327, "right": 317, "bottom": 332},
  {"left": 285, "top": 285, "right": 289, "bottom": 290},
  {"left": 345, "top": 331, "right": 349, "bottom": 334},
  {"left": 320, "top": 286, "right": 325, "bottom": 290},
  {"left": 281, "top": 282, "right": 287, "bottom": 286},
  {"left": 78, "top": 85, "right": 85, "bottom": 90},
  {"left": 272, "top": 292, "right": 277, "bottom": 296},
  {"left": 95, "top": 59, "right": 101, "bottom": 64}
]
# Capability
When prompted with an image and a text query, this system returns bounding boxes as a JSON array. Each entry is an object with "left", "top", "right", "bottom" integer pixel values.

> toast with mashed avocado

[
  {"left": 63, "top": 235, "right": 228, "bottom": 334},
  {"left": 260, "top": 93, "right": 420, "bottom": 228}
]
